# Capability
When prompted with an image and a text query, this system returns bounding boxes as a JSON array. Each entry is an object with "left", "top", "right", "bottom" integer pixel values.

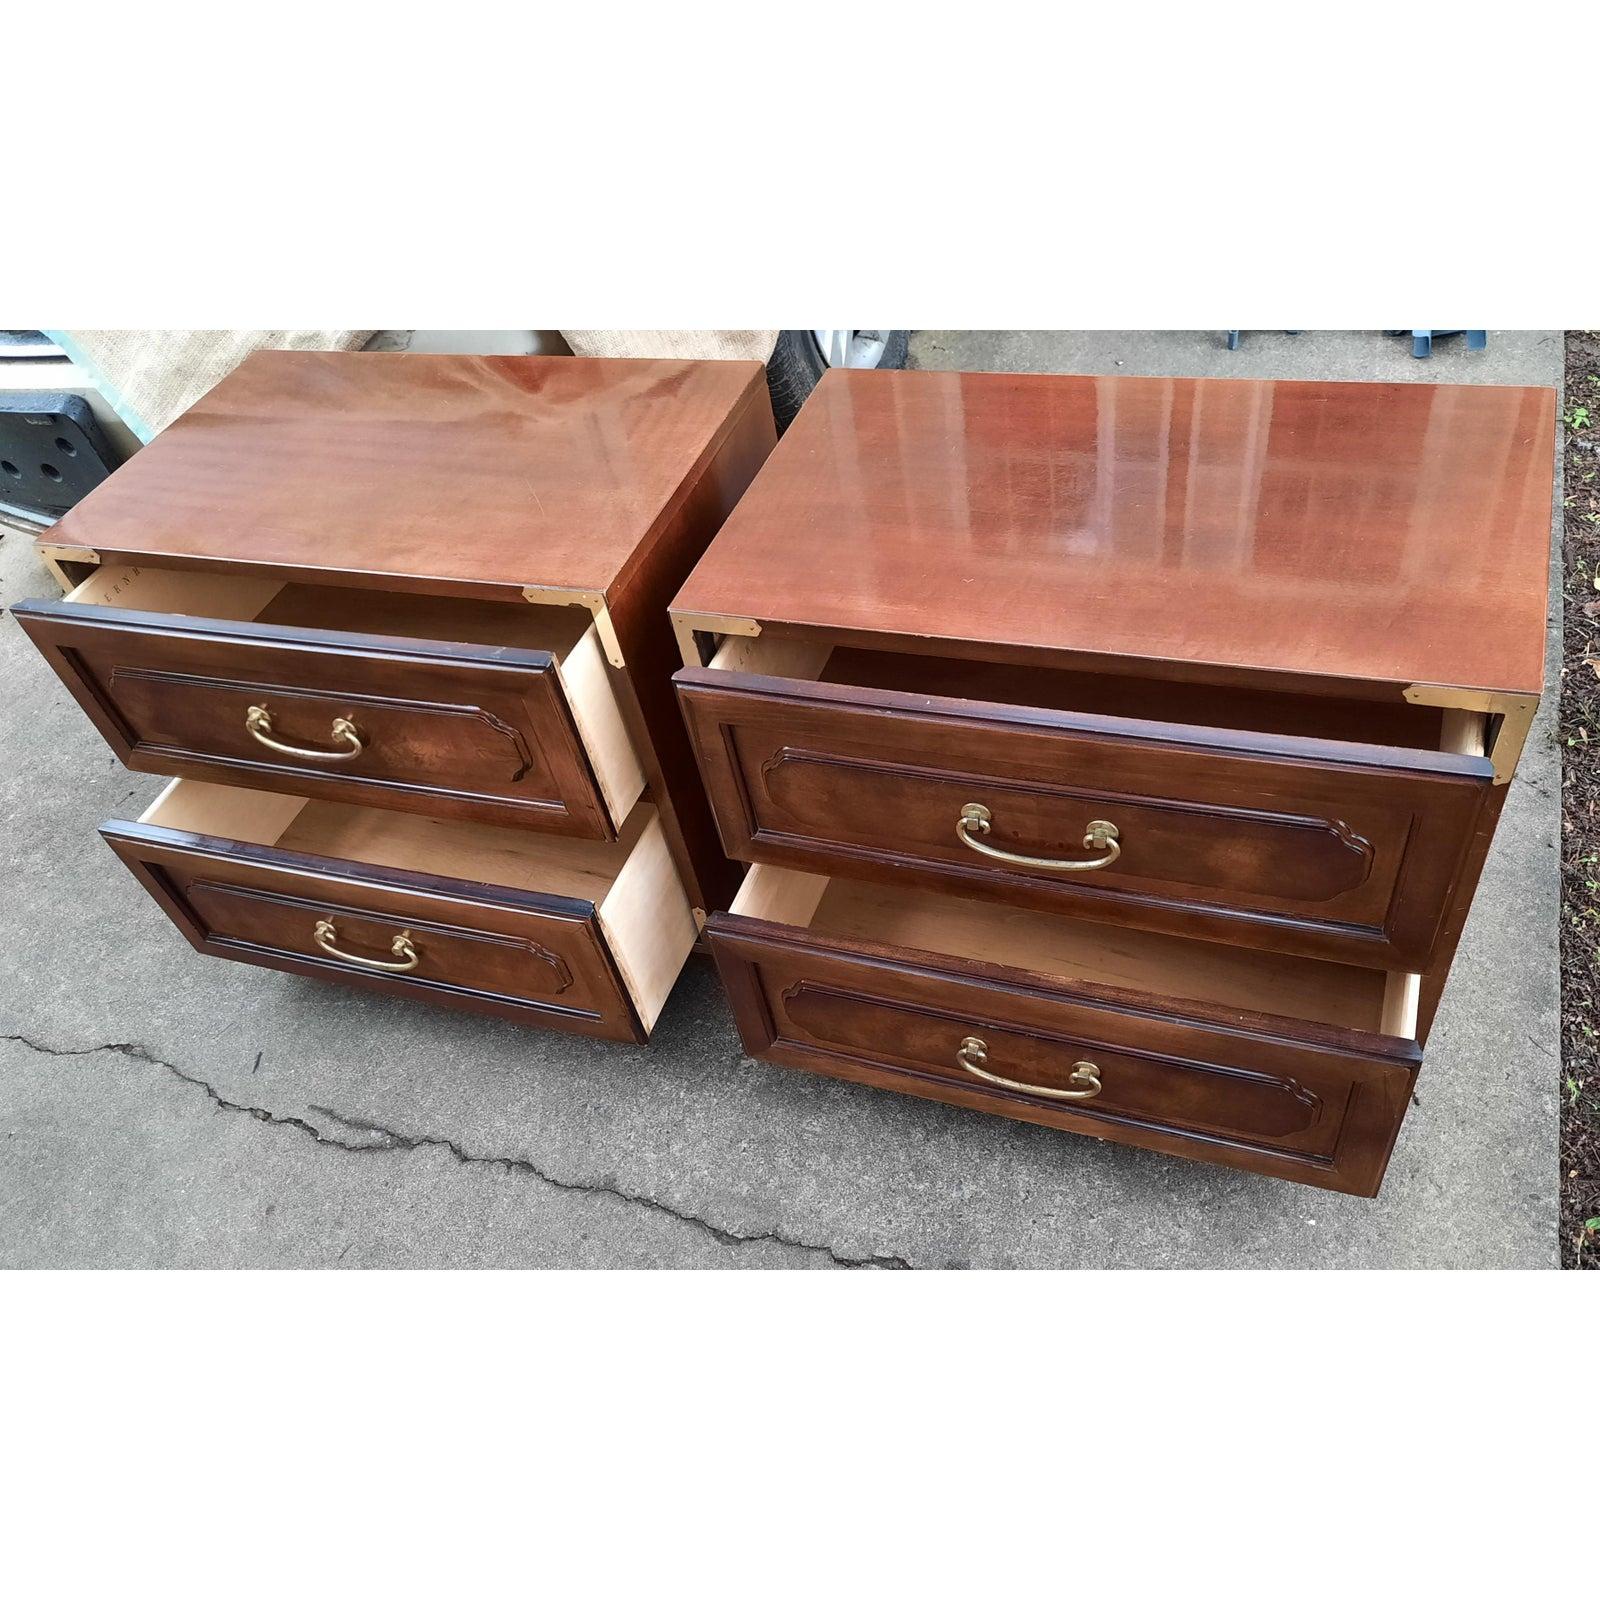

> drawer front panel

[
  {"left": 706, "top": 915, "right": 1419, "bottom": 1195},
  {"left": 679, "top": 670, "right": 1492, "bottom": 968},
  {"left": 187, "top": 881, "right": 580, "bottom": 1002},
  {"left": 18, "top": 604, "right": 615, "bottom": 837},
  {"left": 782, "top": 981, "right": 1337, "bottom": 1149},
  {"left": 101, "top": 824, "right": 641, "bottom": 1041}
]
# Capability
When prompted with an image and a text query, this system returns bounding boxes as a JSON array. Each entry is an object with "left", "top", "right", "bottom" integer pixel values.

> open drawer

[
  {"left": 102, "top": 780, "right": 695, "bottom": 1042},
  {"left": 15, "top": 564, "right": 644, "bottom": 838},
  {"left": 707, "top": 863, "right": 1423, "bottom": 1195},
  {"left": 677, "top": 636, "right": 1494, "bottom": 970}
]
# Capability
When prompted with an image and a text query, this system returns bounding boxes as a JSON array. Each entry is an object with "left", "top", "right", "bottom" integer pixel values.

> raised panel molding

[
  {"left": 108, "top": 665, "right": 540, "bottom": 783},
  {"left": 778, "top": 978, "right": 1325, "bottom": 1141},
  {"left": 756, "top": 743, "right": 1377, "bottom": 902},
  {"left": 188, "top": 879, "right": 576, "bottom": 993}
]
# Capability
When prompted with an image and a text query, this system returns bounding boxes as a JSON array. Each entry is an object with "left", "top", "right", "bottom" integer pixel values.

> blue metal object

[
  {"left": 1409, "top": 330, "right": 1487, "bottom": 359},
  {"left": 1225, "top": 331, "right": 1300, "bottom": 350}
]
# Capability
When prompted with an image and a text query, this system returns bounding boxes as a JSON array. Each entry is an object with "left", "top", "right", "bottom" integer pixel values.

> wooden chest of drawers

[
  {"left": 671, "top": 369, "right": 1554, "bottom": 1194},
  {"left": 15, "top": 350, "right": 775, "bottom": 1042}
]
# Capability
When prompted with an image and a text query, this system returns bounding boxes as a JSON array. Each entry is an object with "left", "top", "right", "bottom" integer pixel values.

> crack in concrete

[{"left": 1, "top": 1033, "right": 911, "bottom": 1270}]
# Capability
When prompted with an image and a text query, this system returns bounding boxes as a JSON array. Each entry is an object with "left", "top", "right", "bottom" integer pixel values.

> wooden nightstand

[
  {"left": 671, "top": 370, "right": 1554, "bottom": 1194},
  {"left": 14, "top": 351, "right": 775, "bottom": 1043}
]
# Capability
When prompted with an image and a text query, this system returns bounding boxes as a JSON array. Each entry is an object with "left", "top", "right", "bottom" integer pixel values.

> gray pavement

[{"left": 0, "top": 330, "right": 1563, "bottom": 1268}]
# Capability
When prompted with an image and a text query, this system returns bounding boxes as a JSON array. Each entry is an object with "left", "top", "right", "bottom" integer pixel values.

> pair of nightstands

[{"left": 15, "top": 357, "right": 1553, "bottom": 1195}]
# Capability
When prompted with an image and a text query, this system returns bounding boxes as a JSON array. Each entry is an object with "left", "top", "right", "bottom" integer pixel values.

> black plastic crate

[{"left": 0, "top": 393, "right": 120, "bottom": 517}]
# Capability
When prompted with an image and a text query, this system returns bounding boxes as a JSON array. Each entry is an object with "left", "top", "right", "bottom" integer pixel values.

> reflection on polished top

[
  {"left": 674, "top": 369, "right": 1556, "bottom": 694},
  {"left": 56, "top": 350, "right": 767, "bottom": 599}
]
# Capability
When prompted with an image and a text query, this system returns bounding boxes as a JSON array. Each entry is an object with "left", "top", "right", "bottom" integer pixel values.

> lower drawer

[
  {"left": 705, "top": 865, "right": 1423, "bottom": 1194},
  {"left": 102, "top": 780, "right": 696, "bottom": 1042}
]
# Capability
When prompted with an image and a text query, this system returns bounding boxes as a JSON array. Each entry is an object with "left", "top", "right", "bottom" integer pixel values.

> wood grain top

[
  {"left": 54, "top": 351, "right": 767, "bottom": 600},
  {"left": 673, "top": 369, "right": 1556, "bottom": 695}
]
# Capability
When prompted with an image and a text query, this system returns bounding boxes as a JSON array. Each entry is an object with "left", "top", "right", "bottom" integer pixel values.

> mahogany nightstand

[
  {"left": 671, "top": 369, "right": 1554, "bottom": 1194},
  {"left": 14, "top": 351, "right": 775, "bottom": 1043}
]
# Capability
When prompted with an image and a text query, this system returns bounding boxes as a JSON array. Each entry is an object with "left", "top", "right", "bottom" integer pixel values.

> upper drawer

[
  {"left": 14, "top": 564, "right": 644, "bottom": 839},
  {"left": 676, "top": 637, "right": 1494, "bottom": 970}
]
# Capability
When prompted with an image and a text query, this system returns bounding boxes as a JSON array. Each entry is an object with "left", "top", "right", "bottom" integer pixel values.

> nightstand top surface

[
  {"left": 56, "top": 350, "right": 766, "bottom": 599},
  {"left": 674, "top": 369, "right": 1556, "bottom": 696}
]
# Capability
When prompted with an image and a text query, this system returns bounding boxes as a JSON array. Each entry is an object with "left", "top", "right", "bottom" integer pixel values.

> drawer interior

[
  {"left": 709, "top": 634, "right": 1484, "bottom": 757},
  {"left": 730, "top": 862, "right": 1420, "bottom": 1041},
  {"left": 140, "top": 779, "right": 694, "bottom": 1030},
  {"left": 69, "top": 564, "right": 644, "bottom": 822}
]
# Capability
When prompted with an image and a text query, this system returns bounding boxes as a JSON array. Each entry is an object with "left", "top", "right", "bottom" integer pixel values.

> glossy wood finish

[
  {"left": 677, "top": 661, "right": 1493, "bottom": 969},
  {"left": 15, "top": 596, "right": 630, "bottom": 838},
  {"left": 674, "top": 370, "right": 1555, "bottom": 696},
  {"left": 706, "top": 897, "right": 1419, "bottom": 1197},
  {"left": 52, "top": 351, "right": 769, "bottom": 602}
]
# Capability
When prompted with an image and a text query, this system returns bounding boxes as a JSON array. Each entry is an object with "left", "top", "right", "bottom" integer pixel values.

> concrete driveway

[{"left": 0, "top": 330, "right": 1563, "bottom": 1268}]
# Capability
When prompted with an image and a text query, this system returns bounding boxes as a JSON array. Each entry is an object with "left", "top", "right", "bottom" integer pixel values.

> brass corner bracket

[{"left": 1403, "top": 683, "right": 1541, "bottom": 785}]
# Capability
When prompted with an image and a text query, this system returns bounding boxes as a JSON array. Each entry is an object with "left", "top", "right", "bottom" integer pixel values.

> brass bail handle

[
  {"left": 246, "top": 704, "right": 364, "bottom": 762},
  {"left": 313, "top": 918, "right": 419, "bottom": 972},
  {"left": 956, "top": 803, "right": 1120, "bottom": 872},
  {"left": 956, "top": 1036, "right": 1103, "bottom": 1101}
]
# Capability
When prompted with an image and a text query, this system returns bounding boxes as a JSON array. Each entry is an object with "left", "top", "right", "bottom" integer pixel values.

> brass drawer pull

[
  {"left": 313, "top": 918, "right": 419, "bottom": 972},
  {"left": 956, "top": 803, "right": 1120, "bottom": 871},
  {"left": 246, "top": 704, "right": 364, "bottom": 761},
  {"left": 956, "top": 1036, "right": 1103, "bottom": 1101}
]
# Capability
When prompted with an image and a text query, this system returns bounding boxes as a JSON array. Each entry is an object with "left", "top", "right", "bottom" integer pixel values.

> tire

[{"left": 766, "top": 329, "right": 910, "bottom": 433}]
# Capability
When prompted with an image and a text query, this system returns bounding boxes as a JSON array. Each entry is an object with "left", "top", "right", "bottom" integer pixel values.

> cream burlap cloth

[{"left": 562, "top": 330, "right": 778, "bottom": 363}]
